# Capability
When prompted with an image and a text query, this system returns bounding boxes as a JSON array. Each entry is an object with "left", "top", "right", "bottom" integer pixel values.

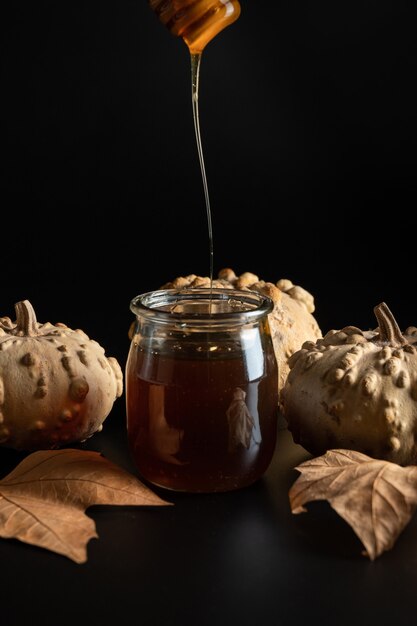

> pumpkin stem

[
  {"left": 374, "top": 302, "right": 405, "bottom": 346},
  {"left": 15, "top": 300, "right": 39, "bottom": 336}
]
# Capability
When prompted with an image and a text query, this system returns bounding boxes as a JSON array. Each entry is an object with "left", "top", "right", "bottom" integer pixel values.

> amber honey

[
  {"left": 126, "top": 289, "right": 279, "bottom": 493},
  {"left": 149, "top": 0, "right": 241, "bottom": 54},
  {"left": 127, "top": 344, "right": 278, "bottom": 492}
]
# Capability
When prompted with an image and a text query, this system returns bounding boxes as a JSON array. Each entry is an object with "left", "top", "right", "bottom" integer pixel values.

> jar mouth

[{"left": 130, "top": 288, "right": 274, "bottom": 327}]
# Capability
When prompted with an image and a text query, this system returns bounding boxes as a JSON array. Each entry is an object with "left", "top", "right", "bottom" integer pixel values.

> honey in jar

[{"left": 126, "top": 288, "right": 279, "bottom": 493}]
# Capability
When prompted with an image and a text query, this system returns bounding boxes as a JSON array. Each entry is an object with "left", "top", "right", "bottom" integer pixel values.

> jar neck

[{"left": 130, "top": 288, "right": 274, "bottom": 331}]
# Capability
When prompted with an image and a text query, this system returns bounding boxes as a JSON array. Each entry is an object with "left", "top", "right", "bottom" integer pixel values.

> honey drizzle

[{"left": 190, "top": 52, "right": 214, "bottom": 293}]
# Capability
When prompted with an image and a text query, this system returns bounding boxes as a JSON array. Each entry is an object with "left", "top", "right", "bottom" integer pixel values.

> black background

[
  {"left": 2, "top": 0, "right": 416, "bottom": 367},
  {"left": 1, "top": 3, "right": 417, "bottom": 625}
]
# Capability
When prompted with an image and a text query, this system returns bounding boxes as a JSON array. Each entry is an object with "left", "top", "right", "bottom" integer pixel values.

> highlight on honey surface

[{"left": 149, "top": 0, "right": 241, "bottom": 53}]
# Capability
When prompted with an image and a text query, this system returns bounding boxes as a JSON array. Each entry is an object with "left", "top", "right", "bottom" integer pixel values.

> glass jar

[{"left": 125, "top": 288, "right": 279, "bottom": 493}]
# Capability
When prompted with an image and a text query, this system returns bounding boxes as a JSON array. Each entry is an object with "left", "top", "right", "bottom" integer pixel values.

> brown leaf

[
  {"left": 0, "top": 448, "right": 171, "bottom": 563},
  {"left": 289, "top": 449, "right": 417, "bottom": 560}
]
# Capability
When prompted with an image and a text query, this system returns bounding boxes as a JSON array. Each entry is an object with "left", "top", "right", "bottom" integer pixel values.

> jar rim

[{"left": 130, "top": 288, "right": 274, "bottom": 327}]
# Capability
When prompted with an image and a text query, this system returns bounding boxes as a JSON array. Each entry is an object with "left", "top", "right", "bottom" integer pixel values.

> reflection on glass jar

[{"left": 126, "top": 288, "right": 279, "bottom": 493}]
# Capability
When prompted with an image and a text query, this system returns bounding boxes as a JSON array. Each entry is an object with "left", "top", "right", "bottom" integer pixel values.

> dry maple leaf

[
  {"left": 0, "top": 448, "right": 170, "bottom": 564},
  {"left": 289, "top": 448, "right": 417, "bottom": 560}
]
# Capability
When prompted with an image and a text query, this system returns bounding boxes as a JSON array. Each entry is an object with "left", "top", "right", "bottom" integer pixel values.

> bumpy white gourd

[
  {"left": 282, "top": 302, "right": 417, "bottom": 465},
  {"left": 0, "top": 300, "right": 123, "bottom": 451}
]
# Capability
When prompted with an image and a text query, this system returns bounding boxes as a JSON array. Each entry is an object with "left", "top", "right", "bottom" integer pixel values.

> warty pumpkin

[
  {"left": 282, "top": 302, "right": 417, "bottom": 465},
  {"left": 0, "top": 300, "right": 123, "bottom": 451}
]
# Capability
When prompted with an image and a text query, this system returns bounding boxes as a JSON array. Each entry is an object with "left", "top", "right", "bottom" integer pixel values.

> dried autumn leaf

[
  {"left": 289, "top": 449, "right": 417, "bottom": 560},
  {"left": 0, "top": 448, "right": 170, "bottom": 564}
]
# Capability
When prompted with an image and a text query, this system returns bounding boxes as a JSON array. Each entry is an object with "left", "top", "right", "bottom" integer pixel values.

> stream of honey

[{"left": 149, "top": 0, "right": 241, "bottom": 287}]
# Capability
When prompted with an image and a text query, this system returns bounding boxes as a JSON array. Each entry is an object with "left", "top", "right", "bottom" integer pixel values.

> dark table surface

[{"left": 1, "top": 405, "right": 417, "bottom": 626}]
